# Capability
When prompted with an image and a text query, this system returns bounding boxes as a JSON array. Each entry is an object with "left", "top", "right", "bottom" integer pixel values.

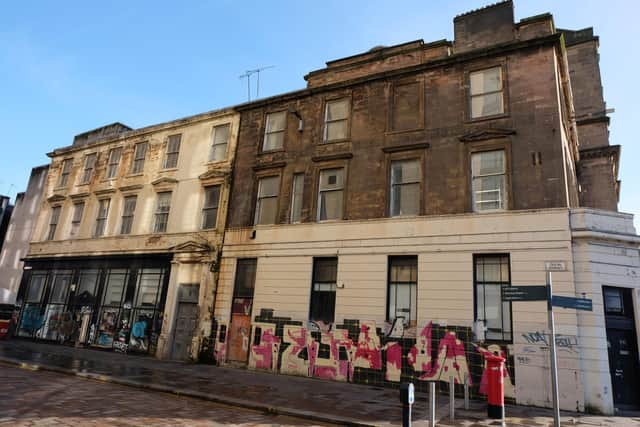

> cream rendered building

[{"left": 17, "top": 109, "right": 239, "bottom": 361}]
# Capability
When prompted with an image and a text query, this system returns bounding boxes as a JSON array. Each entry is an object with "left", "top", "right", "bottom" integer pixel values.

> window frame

[
  {"left": 162, "top": 134, "right": 182, "bottom": 169},
  {"left": 289, "top": 173, "right": 305, "bottom": 223},
  {"left": 322, "top": 97, "right": 351, "bottom": 143},
  {"left": 94, "top": 198, "right": 111, "bottom": 237},
  {"left": 153, "top": 191, "right": 172, "bottom": 233},
  {"left": 105, "top": 147, "right": 122, "bottom": 179},
  {"left": 389, "top": 158, "right": 422, "bottom": 217},
  {"left": 470, "top": 148, "right": 508, "bottom": 213},
  {"left": 467, "top": 65, "right": 507, "bottom": 121},
  {"left": 201, "top": 185, "right": 221, "bottom": 230},
  {"left": 209, "top": 124, "right": 230, "bottom": 163},
  {"left": 130, "top": 142, "right": 148, "bottom": 175},
  {"left": 473, "top": 253, "right": 513, "bottom": 343},
  {"left": 120, "top": 195, "right": 138, "bottom": 235},
  {"left": 57, "top": 159, "right": 73, "bottom": 188},
  {"left": 80, "top": 153, "right": 97, "bottom": 184},
  {"left": 309, "top": 257, "right": 338, "bottom": 324},
  {"left": 262, "top": 110, "right": 287, "bottom": 152},
  {"left": 316, "top": 167, "right": 345, "bottom": 222},
  {"left": 254, "top": 175, "right": 281, "bottom": 226},
  {"left": 69, "top": 201, "right": 85, "bottom": 238},
  {"left": 47, "top": 205, "right": 62, "bottom": 241},
  {"left": 386, "top": 255, "right": 418, "bottom": 328}
]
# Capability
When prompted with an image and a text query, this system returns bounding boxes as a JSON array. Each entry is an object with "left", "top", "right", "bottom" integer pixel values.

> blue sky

[{"left": 1, "top": 1, "right": 638, "bottom": 226}]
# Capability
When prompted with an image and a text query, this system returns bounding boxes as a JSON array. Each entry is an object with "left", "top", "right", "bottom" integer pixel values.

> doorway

[
  {"left": 170, "top": 284, "right": 199, "bottom": 361},
  {"left": 603, "top": 286, "right": 640, "bottom": 408},
  {"left": 226, "top": 259, "right": 257, "bottom": 364}
]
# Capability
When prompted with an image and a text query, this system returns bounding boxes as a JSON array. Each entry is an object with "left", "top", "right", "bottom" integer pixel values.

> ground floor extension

[
  {"left": 209, "top": 208, "right": 640, "bottom": 415},
  {"left": 14, "top": 242, "right": 220, "bottom": 361}
]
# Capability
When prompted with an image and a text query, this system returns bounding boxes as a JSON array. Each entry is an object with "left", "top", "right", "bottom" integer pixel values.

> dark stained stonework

[{"left": 227, "top": 3, "right": 618, "bottom": 228}]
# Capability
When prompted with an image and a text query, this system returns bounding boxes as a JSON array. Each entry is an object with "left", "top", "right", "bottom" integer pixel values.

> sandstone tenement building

[{"left": 3, "top": 1, "right": 638, "bottom": 415}]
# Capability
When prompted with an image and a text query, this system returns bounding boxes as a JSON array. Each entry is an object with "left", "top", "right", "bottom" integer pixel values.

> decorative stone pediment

[
  {"left": 118, "top": 184, "right": 144, "bottom": 193},
  {"left": 94, "top": 188, "right": 116, "bottom": 196},
  {"left": 47, "top": 194, "right": 66, "bottom": 203},
  {"left": 69, "top": 192, "right": 90, "bottom": 200},
  {"left": 170, "top": 240, "right": 212, "bottom": 253},
  {"left": 151, "top": 177, "right": 178, "bottom": 187},
  {"left": 459, "top": 128, "right": 516, "bottom": 142},
  {"left": 198, "top": 168, "right": 231, "bottom": 181}
]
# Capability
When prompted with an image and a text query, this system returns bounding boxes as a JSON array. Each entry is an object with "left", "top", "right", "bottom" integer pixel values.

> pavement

[
  {"left": 0, "top": 340, "right": 639, "bottom": 427},
  {"left": 1, "top": 364, "right": 334, "bottom": 426}
]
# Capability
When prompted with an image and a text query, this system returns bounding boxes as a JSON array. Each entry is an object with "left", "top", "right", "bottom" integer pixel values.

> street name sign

[
  {"left": 552, "top": 295, "right": 593, "bottom": 311},
  {"left": 502, "top": 285, "right": 548, "bottom": 302}
]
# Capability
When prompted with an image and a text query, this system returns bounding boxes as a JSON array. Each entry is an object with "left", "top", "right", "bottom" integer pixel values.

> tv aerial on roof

[{"left": 239, "top": 66, "right": 275, "bottom": 102}]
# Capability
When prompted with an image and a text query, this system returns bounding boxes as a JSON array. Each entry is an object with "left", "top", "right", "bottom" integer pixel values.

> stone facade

[
  {"left": 18, "top": 108, "right": 240, "bottom": 360},
  {"left": 0, "top": 165, "right": 48, "bottom": 304}
]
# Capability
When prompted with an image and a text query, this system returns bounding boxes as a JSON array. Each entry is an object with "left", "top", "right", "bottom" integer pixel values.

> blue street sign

[{"left": 552, "top": 295, "right": 593, "bottom": 311}]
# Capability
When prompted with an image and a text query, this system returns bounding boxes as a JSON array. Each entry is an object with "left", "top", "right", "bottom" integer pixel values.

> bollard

[
  {"left": 428, "top": 382, "right": 436, "bottom": 427},
  {"left": 485, "top": 354, "right": 506, "bottom": 420},
  {"left": 400, "top": 382, "right": 415, "bottom": 427},
  {"left": 449, "top": 376, "right": 455, "bottom": 420},
  {"left": 464, "top": 373, "right": 470, "bottom": 410}
]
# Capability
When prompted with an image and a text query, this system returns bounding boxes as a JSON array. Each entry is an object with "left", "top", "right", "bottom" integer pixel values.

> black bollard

[{"left": 399, "top": 382, "right": 415, "bottom": 427}]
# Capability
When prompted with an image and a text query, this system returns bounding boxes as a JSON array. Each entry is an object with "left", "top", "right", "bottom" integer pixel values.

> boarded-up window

[
  {"left": 57, "top": 159, "right": 73, "bottom": 188},
  {"left": 392, "top": 81, "right": 422, "bottom": 131}
]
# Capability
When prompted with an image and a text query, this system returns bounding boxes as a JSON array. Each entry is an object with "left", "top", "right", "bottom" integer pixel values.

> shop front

[{"left": 15, "top": 255, "right": 171, "bottom": 356}]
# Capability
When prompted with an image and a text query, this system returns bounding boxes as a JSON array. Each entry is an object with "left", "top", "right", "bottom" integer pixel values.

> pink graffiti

[
  {"left": 408, "top": 322, "right": 472, "bottom": 384},
  {"left": 385, "top": 342, "right": 403, "bottom": 382},
  {"left": 353, "top": 323, "right": 382, "bottom": 370},
  {"left": 253, "top": 328, "right": 281, "bottom": 371},
  {"left": 313, "top": 329, "right": 353, "bottom": 381}
]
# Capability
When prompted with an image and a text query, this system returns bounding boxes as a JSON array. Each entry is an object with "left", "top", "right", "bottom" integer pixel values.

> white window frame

[
  {"left": 469, "top": 66, "right": 504, "bottom": 119},
  {"left": 263, "top": 111, "right": 286, "bottom": 151},
  {"left": 47, "top": 206, "right": 61, "bottom": 241},
  {"left": 70, "top": 201, "right": 84, "bottom": 238},
  {"left": 153, "top": 192, "right": 172, "bottom": 233},
  {"left": 290, "top": 173, "right": 304, "bottom": 223},
  {"left": 163, "top": 134, "right": 181, "bottom": 169},
  {"left": 317, "top": 168, "right": 344, "bottom": 221},
  {"left": 209, "top": 124, "right": 230, "bottom": 162},
  {"left": 323, "top": 98, "right": 350, "bottom": 143},
  {"left": 201, "top": 185, "right": 220, "bottom": 230},
  {"left": 106, "top": 147, "right": 122, "bottom": 179},
  {"left": 94, "top": 199, "right": 110, "bottom": 237},
  {"left": 254, "top": 176, "right": 280, "bottom": 225},
  {"left": 131, "top": 142, "right": 148, "bottom": 174},
  {"left": 389, "top": 159, "right": 421, "bottom": 217},
  {"left": 120, "top": 195, "right": 137, "bottom": 235},
  {"left": 471, "top": 149, "right": 507, "bottom": 212},
  {"left": 57, "top": 159, "right": 72, "bottom": 188},
  {"left": 80, "top": 153, "right": 97, "bottom": 184}
]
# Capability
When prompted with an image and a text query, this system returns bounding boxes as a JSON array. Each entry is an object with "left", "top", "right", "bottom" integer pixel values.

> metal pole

[
  {"left": 247, "top": 74, "right": 251, "bottom": 102},
  {"left": 449, "top": 376, "right": 455, "bottom": 420},
  {"left": 429, "top": 382, "right": 436, "bottom": 427},
  {"left": 464, "top": 373, "right": 470, "bottom": 410},
  {"left": 547, "top": 271, "right": 561, "bottom": 427}
]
